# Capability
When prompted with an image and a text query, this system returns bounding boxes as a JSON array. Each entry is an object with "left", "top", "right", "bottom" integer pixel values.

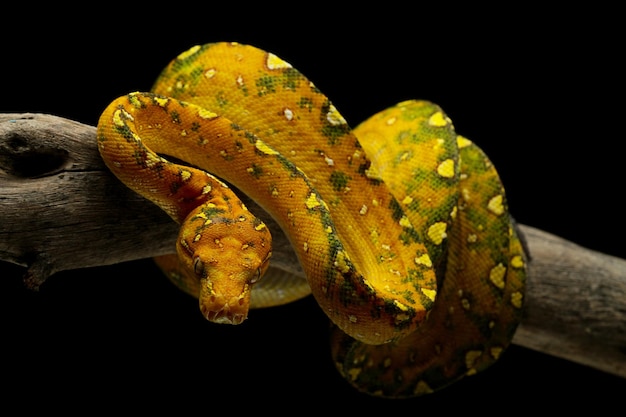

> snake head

[{"left": 177, "top": 204, "right": 272, "bottom": 325}]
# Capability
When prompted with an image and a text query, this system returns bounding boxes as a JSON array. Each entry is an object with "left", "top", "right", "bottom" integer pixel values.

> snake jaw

[
  {"left": 200, "top": 292, "right": 248, "bottom": 325},
  {"left": 199, "top": 280, "right": 251, "bottom": 325},
  {"left": 198, "top": 263, "right": 255, "bottom": 325}
]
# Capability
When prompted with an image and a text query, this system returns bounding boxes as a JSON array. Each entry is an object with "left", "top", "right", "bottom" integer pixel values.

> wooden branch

[{"left": 1, "top": 113, "right": 625, "bottom": 379}]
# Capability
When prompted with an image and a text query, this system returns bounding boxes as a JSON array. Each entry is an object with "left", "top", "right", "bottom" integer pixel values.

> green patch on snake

[
  {"left": 127, "top": 93, "right": 147, "bottom": 109},
  {"left": 97, "top": 42, "right": 526, "bottom": 399},
  {"left": 298, "top": 96, "right": 314, "bottom": 111},
  {"left": 329, "top": 171, "right": 351, "bottom": 192},
  {"left": 167, "top": 43, "right": 209, "bottom": 73},
  {"left": 281, "top": 67, "right": 306, "bottom": 90},
  {"left": 320, "top": 102, "right": 351, "bottom": 145},
  {"left": 398, "top": 227, "right": 422, "bottom": 246},
  {"left": 245, "top": 131, "right": 258, "bottom": 145},
  {"left": 406, "top": 268, "right": 429, "bottom": 293},
  {"left": 237, "top": 79, "right": 249, "bottom": 96},
  {"left": 190, "top": 121, "right": 202, "bottom": 132},
  {"left": 458, "top": 145, "right": 494, "bottom": 176},
  {"left": 168, "top": 180, "right": 185, "bottom": 195},
  {"left": 255, "top": 76, "right": 279, "bottom": 96},
  {"left": 215, "top": 92, "right": 228, "bottom": 108},
  {"left": 169, "top": 110, "right": 181, "bottom": 124},
  {"left": 460, "top": 303, "right": 505, "bottom": 340},
  {"left": 162, "top": 68, "right": 205, "bottom": 98},
  {"left": 406, "top": 166, "right": 457, "bottom": 192},
  {"left": 321, "top": 124, "right": 351, "bottom": 145},
  {"left": 387, "top": 198, "right": 403, "bottom": 222},
  {"left": 113, "top": 123, "right": 134, "bottom": 142},
  {"left": 383, "top": 299, "right": 416, "bottom": 329},
  {"left": 246, "top": 164, "right": 263, "bottom": 179}
]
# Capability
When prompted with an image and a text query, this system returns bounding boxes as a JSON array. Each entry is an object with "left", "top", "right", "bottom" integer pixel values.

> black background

[{"left": 1, "top": 5, "right": 624, "bottom": 413}]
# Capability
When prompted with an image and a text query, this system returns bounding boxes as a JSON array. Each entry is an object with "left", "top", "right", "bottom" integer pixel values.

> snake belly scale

[{"left": 96, "top": 42, "right": 526, "bottom": 398}]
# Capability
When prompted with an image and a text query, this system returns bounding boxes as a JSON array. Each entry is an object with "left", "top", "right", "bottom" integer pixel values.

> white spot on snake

[
  {"left": 399, "top": 216, "right": 413, "bottom": 228},
  {"left": 511, "top": 291, "right": 523, "bottom": 309},
  {"left": 305, "top": 193, "right": 321, "bottom": 209},
  {"left": 421, "top": 288, "right": 436, "bottom": 302},
  {"left": 414, "top": 253, "right": 432, "bottom": 268},
  {"left": 154, "top": 96, "right": 169, "bottom": 107},
  {"left": 450, "top": 205, "right": 458, "bottom": 220},
  {"left": 177, "top": 45, "right": 201, "bottom": 60},
  {"left": 180, "top": 170, "right": 191, "bottom": 181},
  {"left": 112, "top": 109, "right": 133, "bottom": 127},
  {"left": 457, "top": 135, "right": 473, "bottom": 148},
  {"left": 461, "top": 187, "right": 471, "bottom": 203},
  {"left": 427, "top": 222, "right": 447, "bottom": 245},
  {"left": 428, "top": 111, "right": 450, "bottom": 127},
  {"left": 489, "top": 263, "right": 507, "bottom": 289},
  {"left": 334, "top": 251, "right": 351, "bottom": 273},
  {"left": 490, "top": 346, "right": 503, "bottom": 360},
  {"left": 204, "top": 68, "right": 217, "bottom": 79},
  {"left": 255, "top": 139, "right": 279, "bottom": 155},
  {"left": 266, "top": 53, "right": 293, "bottom": 70},
  {"left": 359, "top": 205, "right": 368, "bottom": 215},
  {"left": 511, "top": 255, "right": 525, "bottom": 269},
  {"left": 283, "top": 108, "right": 294, "bottom": 121},
  {"left": 465, "top": 350, "right": 482, "bottom": 372},
  {"left": 326, "top": 104, "right": 347, "bottom": 125},
  {"left": 437, "top": 159, "right": 455, "bottom": 178},
  {"left": 198, "top": 108, "right": 218, "bottom": 119},
  {"left": 414, "top": 381, "right": 434, "bottom": 395},
  {"left": 487, "top": 194, "right": 505, "bottom": 216}
]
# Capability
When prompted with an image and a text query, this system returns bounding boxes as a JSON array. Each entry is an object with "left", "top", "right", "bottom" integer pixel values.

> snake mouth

[
  {"left": 200, "top": 294, "right": 249, "bottom": 325},
  {"left": 202, "top": 306, "right": 247, "bottom": 325}
]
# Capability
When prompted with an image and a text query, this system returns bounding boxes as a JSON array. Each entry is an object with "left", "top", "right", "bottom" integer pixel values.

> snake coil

[{"left": 96, "top": 42, "right": 526, "bottom": 398}]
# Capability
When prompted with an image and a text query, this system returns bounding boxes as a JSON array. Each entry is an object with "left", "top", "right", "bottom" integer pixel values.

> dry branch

[{"left": 1, "top": 113, "right": 625, "bottom": 379}]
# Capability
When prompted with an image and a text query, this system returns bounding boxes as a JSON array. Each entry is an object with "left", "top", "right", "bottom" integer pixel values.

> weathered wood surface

[{"left": 1, "top": 113, "right": 625, "bottom": 378}]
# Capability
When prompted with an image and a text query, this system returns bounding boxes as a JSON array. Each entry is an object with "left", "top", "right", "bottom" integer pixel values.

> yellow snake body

[{"left": 96, "top": 42, "right": 526, "bottom": 397}]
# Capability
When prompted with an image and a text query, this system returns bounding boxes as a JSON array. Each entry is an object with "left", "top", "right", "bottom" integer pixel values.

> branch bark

[{"left": 1, "top": 113, "right": 625, "bottom": 379}]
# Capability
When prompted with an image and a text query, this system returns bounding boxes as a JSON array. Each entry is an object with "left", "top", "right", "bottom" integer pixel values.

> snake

[{"left": 96, "top": 42, "right": 527, "bottom": 398}]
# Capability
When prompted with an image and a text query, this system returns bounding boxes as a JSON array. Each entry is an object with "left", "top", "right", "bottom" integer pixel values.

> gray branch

[{"left": 1, "top": 113, "right": 625, "bottom": 379}]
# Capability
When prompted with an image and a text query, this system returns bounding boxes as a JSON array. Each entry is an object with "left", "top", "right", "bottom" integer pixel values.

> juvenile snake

[{"left": 96, "top": 42, "right": 526, "bottom": 397}]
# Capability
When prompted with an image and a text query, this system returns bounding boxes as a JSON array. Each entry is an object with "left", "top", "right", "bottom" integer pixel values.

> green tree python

[{"left": 96, "top": 42, "right": 527, "bottom": 398}]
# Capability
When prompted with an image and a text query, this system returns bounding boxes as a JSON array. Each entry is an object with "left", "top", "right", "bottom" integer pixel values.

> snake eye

[
  {"left": 250, "top": 251, "right": 271, "bottom": 284},
  {"left": 193, "top": 256, "right": 205, "bottom": 277},
  {"left": 249, "top": 268, "right": 262, "bottom": 284}
]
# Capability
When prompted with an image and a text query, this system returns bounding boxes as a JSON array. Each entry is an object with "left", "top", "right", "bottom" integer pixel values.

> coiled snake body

[{"left": 97, "top": 42, "right": 526, "bottom": 398}]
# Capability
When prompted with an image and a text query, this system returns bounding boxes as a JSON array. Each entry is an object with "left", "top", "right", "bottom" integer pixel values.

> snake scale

[{"left": 96, "top": 42, "right": 526, "bottom": 398}]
